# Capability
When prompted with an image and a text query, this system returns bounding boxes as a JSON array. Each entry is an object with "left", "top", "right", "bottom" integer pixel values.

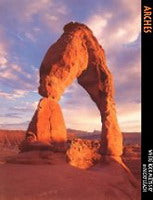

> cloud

[
  {"left": 62, "top": 107, "right": 101, "bottom": 132},
  {"left": 0, "top": 112, "right": 21, "bottom": 119},
  {"left": 0, "top": 24, "right": 38, "bottom": 91},
  {"left": 0, "top": 121, "right": 29, "bottom": 130},
  {"left": 112, "top": 43, "right": 141, "bottom": 103},
  {"left": 0, "top": 0, "right": 67, "bottom": 92},
  {"left": 0, "top": 57, "right": 7, "bottom": 65},
  {"left": 117, "top": 102, "right": 141, "bottom": 132},
  {"left": 86, "top": 0, "right": 141, "bottom": 52},
  {"left": 0, "top": 99, "right": 39, "bottom": 129},
  {"left": 10, "top": 100, "right": 39, "bottom": 112},
  {"left": 59, "top": 2, "right": 141, "bottom": 133},
  {"left": 86, "top": 14, "right": 109, "bottom": 39},
  {"left": 24, "top": 32, "right": 37, "bottom": 42},
  {"left": 0, "top": 89, "right": 28, "bottom": 99},
  {"left": 85, "top": 0, "right": 141, "bottom": 107},
  {"left": 0, "top": 0, "right": 141, "bottom": 132},
  {"left": 0, "top": 0, "right": 69, "bottom": 34},
  {"left": 0, "top": 61, "right": 39, "bottom": 91},
  {"left": 0, "top": 27, "right": 9, "bottom": 67},
  {"left": 59, "top": 81, "right": 101, "bottom": 131},
  {"left": 32, "top": 101, "right": 39, "bottom": 109},
  {"left": 0, "top": 0, "right": 53, "bottom": 22},
  {"left": 59, "top": 81, "right": 141, "bottom": 132}
]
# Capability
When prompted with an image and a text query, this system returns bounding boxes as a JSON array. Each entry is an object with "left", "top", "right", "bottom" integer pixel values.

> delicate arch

[{"left": 25, "top": 22, "right": 123, "bottom": 156}]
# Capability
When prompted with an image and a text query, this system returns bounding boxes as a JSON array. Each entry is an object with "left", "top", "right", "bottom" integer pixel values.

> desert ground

[{"left": 0, "top": 130, "right": 141, "bottom": 200}]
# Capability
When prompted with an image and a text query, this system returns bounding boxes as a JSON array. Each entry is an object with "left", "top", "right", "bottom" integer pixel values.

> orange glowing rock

[
  {"left": 24, "top": 22, "right": 123, "bottom": 156},
  {"left": 26, "top": 97, "right": 67, "bottom": 143},
  {"left": 66, "top": 138, "right": 101, "bottom": 169}
]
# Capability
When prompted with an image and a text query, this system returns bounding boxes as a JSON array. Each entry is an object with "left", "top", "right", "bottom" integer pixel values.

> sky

[{"left": 0, "top": 0, "right": 141, "bottom": 132}]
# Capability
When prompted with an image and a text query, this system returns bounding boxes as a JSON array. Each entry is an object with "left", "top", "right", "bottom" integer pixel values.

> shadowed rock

[{"left": 24, "top": 22, "right": 123, "bottom": 157}]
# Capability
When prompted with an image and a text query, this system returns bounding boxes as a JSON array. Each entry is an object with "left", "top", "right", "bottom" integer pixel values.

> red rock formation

[
  {"left": 25, "top": 22, "right": 123, "bottom": 157},
  {"left": 26, "top": 97, "right": 67, "bottom": 143}
]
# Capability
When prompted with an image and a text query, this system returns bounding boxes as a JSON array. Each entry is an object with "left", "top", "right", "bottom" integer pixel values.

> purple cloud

[{"left": 0, "top": 0, "right": 141, "bottom": 132}]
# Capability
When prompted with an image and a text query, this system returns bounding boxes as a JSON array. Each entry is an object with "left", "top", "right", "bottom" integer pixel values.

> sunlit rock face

[
  {"left": 24, "top": 22, "right": 123, "bottom": 157},
  {"left": 66, "top": 138, "right": 101, "bottom": 169},
  {"left": 26, "top": 98, "right": 67, "bottom": 143}
]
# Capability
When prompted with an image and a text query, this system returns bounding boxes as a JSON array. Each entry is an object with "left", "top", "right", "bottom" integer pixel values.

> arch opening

[{"left": 59, "top": 80, "right": 101, "bottom": 134}]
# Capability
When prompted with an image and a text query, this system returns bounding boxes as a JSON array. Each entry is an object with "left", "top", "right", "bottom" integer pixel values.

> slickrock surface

[
  {"left": 0, "top": 159, "right": 140, "bottom": 200},
  {"left": 25, "top": 22, "right": 123, "bottom": 157},
  {"left": 0, "top": 135, "right": 141, "bottom": 200}
]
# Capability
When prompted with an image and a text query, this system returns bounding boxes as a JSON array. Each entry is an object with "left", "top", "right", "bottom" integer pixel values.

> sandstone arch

[{"left": 24, "top": 22, "right": 123, "bottom": 157}]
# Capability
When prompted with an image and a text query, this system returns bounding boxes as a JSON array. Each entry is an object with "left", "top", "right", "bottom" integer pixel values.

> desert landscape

[
  {"left": 0, "top": 129, "right": 141, "bottom": 200},
  {"left": 0, "top": 0, "right": 142, "bottom": 198},
  {"left": 0, "top": 22, "right": 141, "bottom": 200}
]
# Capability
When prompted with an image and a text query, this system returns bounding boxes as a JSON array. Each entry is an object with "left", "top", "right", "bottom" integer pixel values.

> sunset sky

[{"left": 0, "top": 0, "right": 141, "bottom": 132}]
